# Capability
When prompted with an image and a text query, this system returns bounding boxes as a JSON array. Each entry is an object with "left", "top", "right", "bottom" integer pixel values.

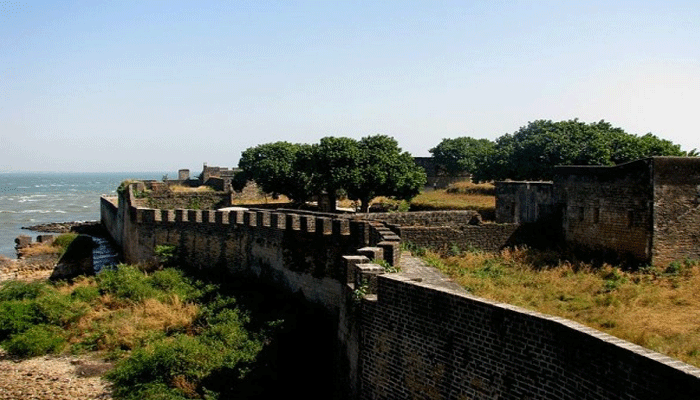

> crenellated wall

[
  {"left": 102, "top": 184, "right": 400, "bottom": 315},
  {"left": 101, "top": 183, "right": 700, "bottom": 399}
]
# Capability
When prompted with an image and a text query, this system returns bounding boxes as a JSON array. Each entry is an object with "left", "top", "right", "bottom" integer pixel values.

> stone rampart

[
  {"left": 101, "top": 183, "right": 700, "bottom": 399},
  {"left": 360, "top": 273, "right": 700, "bottom": 399}
]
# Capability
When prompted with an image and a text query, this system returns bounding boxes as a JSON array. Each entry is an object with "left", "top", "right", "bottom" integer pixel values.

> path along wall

[{"left": 101, "top": 185, "right": 700, "bottom": 399}]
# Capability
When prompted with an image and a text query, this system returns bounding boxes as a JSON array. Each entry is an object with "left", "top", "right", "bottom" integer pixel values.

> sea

[{"left": 0, "top": 172, "right": 170, "bottom": 258}]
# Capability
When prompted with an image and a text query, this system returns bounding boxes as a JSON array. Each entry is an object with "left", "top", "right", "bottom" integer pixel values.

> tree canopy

[
  {"left": 433, "top": 119, "right": 691, "bottom": 182},
  {"left": 237, "top": 135, "right": 426, "bottom": 212},
  {"left": 429, "top": 137, "right": 494, "bottom": 176},
  {"left": 237, "top": 142, "right": 315, "bottom": 204}
]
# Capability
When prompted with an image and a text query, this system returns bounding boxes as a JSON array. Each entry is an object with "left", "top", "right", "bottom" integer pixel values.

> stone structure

[
  {"left": 200, "top": 163, "right": 239, "bottom": 191},
  {"left": 50, "top": 234, "right": 96, "bottom": 281},
  {"left": 496, "top": 157, "right": 700, "bottom": 266},
  {"left": 101, "top": 182, "right": 700, "bottom": 399},
  {"left": 556, "top": 157, "right": 700, "bottom": 266},
  {"left": 413, "top": 157, "right": 471, "bottom": 189},
  {"left": 495, "top": 181, "right": 557, "bottom": 224}
]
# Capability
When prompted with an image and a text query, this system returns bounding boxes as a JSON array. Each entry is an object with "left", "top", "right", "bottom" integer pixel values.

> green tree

[
  {"left": 346, "top": 135, "right": 427, "bottom": 212},
  {"left": 429, "top": 137, "right": 495, "bottom": 176},
  {"left": 311, "top": 136, "right": 362, "bottom": 211},
  {"left": 474, "top": 119, "right": 692, "bottom": 181},
  {"left": 237, "top": 142, "right": 314, "bottom": 204},
  {"left": 238, "top": 135, "right": 426, "bottom": 212}
]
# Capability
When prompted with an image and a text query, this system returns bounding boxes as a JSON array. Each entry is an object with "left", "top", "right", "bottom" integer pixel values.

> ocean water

[{"left": 0, "top": 172, "right": 169, "bottom": 258}]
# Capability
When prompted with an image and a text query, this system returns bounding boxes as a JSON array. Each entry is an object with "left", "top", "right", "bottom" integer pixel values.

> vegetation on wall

[{"left": 420, "top": 246, "right": 700, "bottom": 368}]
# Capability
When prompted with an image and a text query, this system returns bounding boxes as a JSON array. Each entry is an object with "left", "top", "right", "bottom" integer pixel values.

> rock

[
  {"left": 36, "top": 234, "right": 55, "bottom": 244},
  {"left": 14, "top": 235, "right": 32, "bottom": 250},
  {"left": 50, "top": 235, "right": 97, "bottom": 281}
]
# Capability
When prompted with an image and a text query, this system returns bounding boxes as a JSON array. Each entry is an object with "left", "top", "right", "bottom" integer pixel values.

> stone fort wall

[{"left": 101, "top": 184, "right": 700, "bottom": 399}]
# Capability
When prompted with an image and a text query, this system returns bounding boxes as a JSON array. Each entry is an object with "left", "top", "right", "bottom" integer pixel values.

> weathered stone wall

[
  {"left": 652, "top": 157, "right": 700, "bottom": 265},
  {"left": 102, "top": 182, "right": 700, "bottom": 399},
  {"left": 495, "top": 181, "right": 556, "bottom": 223},
  {"left": 360, "top": 274, "right": 700, "bottom": 399},
  {"left": 139, "top": 192, "right": 231, "bottom": 210},
  {"left": 361, "top": 210, "right": 482, "bottom": 226},
  {"left": 396, "top": 224, "right": 521, "bottom": 252},
  {"left": 554, "top": 160, "right": 654, "bottom": 263},
  {"left": 413, "top": 156, "right": 471, "bottom": 188}
]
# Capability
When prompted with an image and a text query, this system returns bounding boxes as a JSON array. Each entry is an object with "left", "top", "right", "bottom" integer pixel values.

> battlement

[{"left": 100, "top": 180, "right": 700, "bottom": 399}]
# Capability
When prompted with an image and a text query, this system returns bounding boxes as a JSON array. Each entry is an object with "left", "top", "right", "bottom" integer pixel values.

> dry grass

[
  {"left": 445, "top": 181, "right": 495, "bottom": 196},
  {"left": 71, "top": 294, "right": 200, "bottom": 352},
  {"left": 168, "top": 184, "right": 214, "bottom": 193},
  {"left": 17, "top": 243, "right": 62, "bottom": 258},
  {"left": 424, "top": 247, "right": 700, "bottom": 367},
  {"left": 230, "top": 194, "right": 291, "bottom": 205},
  {"left": 410, "top": 183, "right": 495, "bottom": 212}
]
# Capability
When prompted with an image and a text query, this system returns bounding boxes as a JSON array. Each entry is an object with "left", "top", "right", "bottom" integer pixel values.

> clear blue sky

[{"left": 1, "top": 0, "right": 698, "bottom": 172}]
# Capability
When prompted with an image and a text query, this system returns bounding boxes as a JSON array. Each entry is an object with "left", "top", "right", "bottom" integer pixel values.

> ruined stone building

[{"left": 496, "top": 157, "right": 700, "bottom": 266}]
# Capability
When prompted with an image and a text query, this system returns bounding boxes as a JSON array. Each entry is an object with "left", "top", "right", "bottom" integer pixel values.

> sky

[{"left": 1, "top": 0, "right": 699, "bottom": 173}]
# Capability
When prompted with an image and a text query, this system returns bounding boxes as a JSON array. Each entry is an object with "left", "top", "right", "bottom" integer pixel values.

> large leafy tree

[
  {"left": 472, "top": 119, "right": 691, "bottom": 181},
  {"left": 238, "top": 135, "right": 426, "bottom": 212},
  {"left": 311, "top": 136, "right": 362, "bottom": 209},
  {"left": 429, "top": 137, "right": 495, "bottom": 176},
  {"left": 237, "top": 142, "right": 314, "bottom": 204},
  {"left": 346, "top": 135, "right": 426, "bottom": 212}
]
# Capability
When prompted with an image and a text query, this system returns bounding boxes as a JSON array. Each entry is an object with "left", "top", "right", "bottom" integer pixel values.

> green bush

[
  {"left": 0, "top": 291, "right": 87, "bottom": 341},
  {"left": 0, "top": 280, "right": 48, "bottom": 301},
  {"left": 71, "top": 285, "right": 101, "bottom": 303},
  {"left": 155, "top": 245, "right": 177, "bottom": 267},
  {"left": 0, "top": 300, "right": 41, "bottom": 339},
  {"left": 4, "top": 324, "right": 66, "bottom": 357},
  {"left": 107, "top": 298, "right": 263, "bottom": 399},
  {"left": 97, "top": 265, "right": 159, "bottom": 302},
  {"left": 150, "top": 269, "right": 201, "bottom": 303},
  {"left": 35, "top": 291, "right": 89, "bottom": 326}
]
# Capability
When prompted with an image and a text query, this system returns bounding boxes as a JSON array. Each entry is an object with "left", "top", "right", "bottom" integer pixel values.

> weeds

[
  {"left": 0, "top": 266, "right": 271, "bottom": 399},
  {"left": 426, "top": 246, "right": 700, "bottom": 367}
]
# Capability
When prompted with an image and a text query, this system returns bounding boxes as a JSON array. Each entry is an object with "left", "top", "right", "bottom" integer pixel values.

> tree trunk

[{"left": 360, "top": 198, "right": 370, "bottom": 213}]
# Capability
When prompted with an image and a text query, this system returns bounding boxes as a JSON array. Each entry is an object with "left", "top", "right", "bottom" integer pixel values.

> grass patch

[
  {"left": 169, "top": 184, "right": 215, "bottom": 193},
  {"left": 408, "top": 182, "right": 495, "bottom": 214},
  {"left": 0, "top": 265, "right": 272, "bottom": 399},
  {"left": 426, "top": 247, "right": 700, "bottom": 367}
]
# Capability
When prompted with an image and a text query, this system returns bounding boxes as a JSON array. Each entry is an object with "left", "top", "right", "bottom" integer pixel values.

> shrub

[
  {"left": 107, "top": 294, "right": 263, "bottom": 399},
  {"left": 150, "top": 269, "right": 201, "bottom": 303},
  {"left": 155, "top": 245, "right": 177, "bottom": 267},
  {"left": 71, "top": 285, "right": 101, "bottom": 304},
  {"left": 4, "top": 324, "right": 66, "bottom": 357},
  {"left": 0, "top": 280, "right": 48, "bottom": 301},
  {"left": 97, "top": 265, "right": 159, "bottom": 303},
  {"left": 0, "top": 300, "right": 41, "bottom": 339},
  {"left": 34, "top": 291, "right": 89, "bottom": 326}
]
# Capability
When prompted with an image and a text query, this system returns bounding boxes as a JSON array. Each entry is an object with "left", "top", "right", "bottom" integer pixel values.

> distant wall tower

[{"left": 178, "top": 169, "right": 190, "bottom": 181}]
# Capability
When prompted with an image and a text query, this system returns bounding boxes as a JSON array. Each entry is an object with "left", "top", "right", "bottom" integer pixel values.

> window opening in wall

[
  {"left": 578, "top": 207, "right": 584, "bottom": 222},
  {"left": 593, "top": 207, "right": 600, "bottom": 224}
]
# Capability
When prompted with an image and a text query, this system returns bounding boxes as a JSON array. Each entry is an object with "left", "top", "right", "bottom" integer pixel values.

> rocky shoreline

[{"left": 22, "top": 221, "right": 103, "bottom": 235}]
